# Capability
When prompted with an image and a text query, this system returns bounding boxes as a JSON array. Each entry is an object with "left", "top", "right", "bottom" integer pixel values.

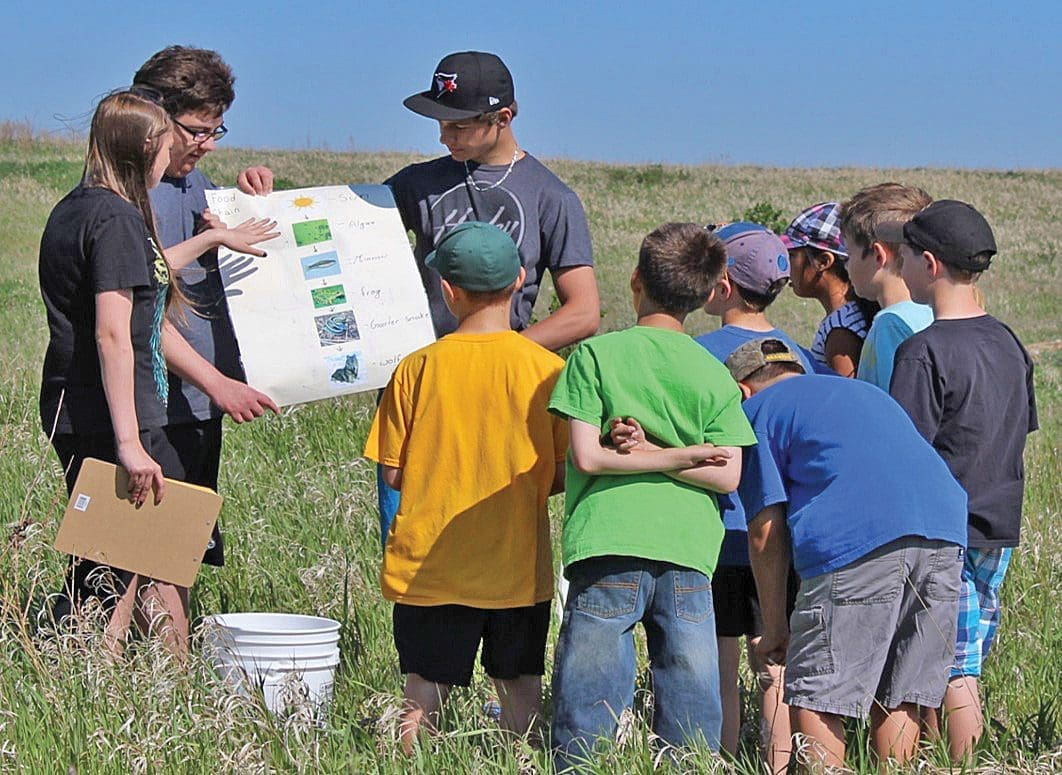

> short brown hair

[
  {"left": 133, "top": 46, "right": 235, "bottom": 117},
  {"left": 732, "top": 283, "right": 780, "bottom": 313},
  {"left": 462, "top": 284, "right": 517, "bottom": 305},
  {"left": 483, "top": 101, "right": 519, "bottom": 124},
  {"left": 840, "top": 183, "right": 932, "bottom": 268},
  {"left": 638, "top": 224, "right": 726, "bottom": 314},
  {"left": 941, "top": 258, "right": 987, "bottom": 284}
]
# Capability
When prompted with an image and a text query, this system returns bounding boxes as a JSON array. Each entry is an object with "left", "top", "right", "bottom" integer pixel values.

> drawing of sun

[{"left": 292, "top": 195, "right": 315, "bottom": 209}]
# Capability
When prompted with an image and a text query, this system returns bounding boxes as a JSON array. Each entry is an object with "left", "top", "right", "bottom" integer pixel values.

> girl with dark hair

[{"left": 782, "top": 201, "right": 877, "bottom": 377}]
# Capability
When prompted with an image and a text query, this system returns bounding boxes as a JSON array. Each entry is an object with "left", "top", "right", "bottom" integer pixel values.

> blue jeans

[
  {"left": 550, "top": 556, "right": 721, "bottom": 770},
  {"left": 376, "top": 464, "right": 400, "bottom": 552}
]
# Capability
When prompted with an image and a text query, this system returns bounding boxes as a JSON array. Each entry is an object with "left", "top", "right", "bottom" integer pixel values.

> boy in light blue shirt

[{"left": 839, "top": 184, "right": 935, "bottom": 390}]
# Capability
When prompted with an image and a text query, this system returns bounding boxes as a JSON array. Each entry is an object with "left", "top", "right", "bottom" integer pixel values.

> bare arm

[
  {"left": 568, "top": 418, "right": 730, "bottom": 478},
  {"left": 161, "top": 321, "right": 279, "bottom": 422},
  {"left": 381, "top": 464, "right": 403, "bottom": 491},
  {"left": 824, "top": 327, "right": 863, "bottom": 378},
  {"left": 550, "top": 460, "right": 565, "bottom": 495},
  {"left": 96, "top": 290, "right": 165, "bottom": 505},
  {"left": 165, "top": 217, "right": 279, "bottom": 271},
  {"left": 748, "top": 504, "right": 791, "bottom": 665},
  {"left": 521, "top": 266, "right": 600, "bottom": 351},
  {"left": 608, "top": 416, "right": 742, "bottom": 493}
]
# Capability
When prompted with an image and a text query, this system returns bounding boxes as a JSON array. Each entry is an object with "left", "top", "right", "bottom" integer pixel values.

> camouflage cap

[{"left": 726, "top": 338, "right": 804, "bottom": 382}]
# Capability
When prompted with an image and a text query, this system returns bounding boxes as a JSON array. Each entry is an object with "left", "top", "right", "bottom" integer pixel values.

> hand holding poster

[{"left": 204, "top": 185, "right": 435, "bottom": 406}]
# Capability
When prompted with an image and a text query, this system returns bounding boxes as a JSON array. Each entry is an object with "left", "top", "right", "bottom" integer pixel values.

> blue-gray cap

[{"left": 712, "top": 222, "right": 790, "bottom": 296}]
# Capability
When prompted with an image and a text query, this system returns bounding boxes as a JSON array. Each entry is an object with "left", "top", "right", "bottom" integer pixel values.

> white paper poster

[{"left": 204, "top": 184, "right": 435, "bottom": 406}]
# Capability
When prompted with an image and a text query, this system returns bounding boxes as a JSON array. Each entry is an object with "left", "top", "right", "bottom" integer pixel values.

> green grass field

[{"left": 1, "top": 128, "right": 1059, "bottom": 773}]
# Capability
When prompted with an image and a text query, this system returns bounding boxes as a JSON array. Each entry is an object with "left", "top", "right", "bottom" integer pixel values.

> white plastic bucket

[{"left": 203, "top": 613, "right": 341, "bottom": 722}]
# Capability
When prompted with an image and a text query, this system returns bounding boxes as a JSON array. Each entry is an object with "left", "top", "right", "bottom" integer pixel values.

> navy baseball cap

[{"left": 403, "top": 52, "right": 515, "bottom": 121}]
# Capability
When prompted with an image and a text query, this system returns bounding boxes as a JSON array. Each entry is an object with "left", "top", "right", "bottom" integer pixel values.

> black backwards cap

[{"left": 903, "top": 200, "right": 997, "bottom": 271}]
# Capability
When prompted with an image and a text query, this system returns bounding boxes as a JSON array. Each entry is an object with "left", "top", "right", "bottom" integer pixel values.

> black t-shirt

[
  {"left": 890, "top": 315, "right": 1038, "bottom": 547},
  {"left": 39, "top": 186, "right": 170, "bottom": 435}
]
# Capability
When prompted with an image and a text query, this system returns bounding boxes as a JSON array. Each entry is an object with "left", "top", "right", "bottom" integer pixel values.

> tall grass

[{"left": 2, "top": 134, "right": 1059, "bottom": 772}]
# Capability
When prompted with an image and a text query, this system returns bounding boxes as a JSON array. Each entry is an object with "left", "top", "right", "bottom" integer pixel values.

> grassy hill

[{"left": 1, "top": 130, "right": 1058, "bottom": 772}]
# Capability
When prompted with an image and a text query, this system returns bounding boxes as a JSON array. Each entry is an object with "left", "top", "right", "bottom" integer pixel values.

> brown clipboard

[{"left": 53, "top": 458, "right": 223, "bottom": 587}]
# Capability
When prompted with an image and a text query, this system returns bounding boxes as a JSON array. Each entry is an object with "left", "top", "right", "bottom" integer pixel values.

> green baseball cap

[{"left": 425, "top": 221, "right": 520, "bottom": 292}]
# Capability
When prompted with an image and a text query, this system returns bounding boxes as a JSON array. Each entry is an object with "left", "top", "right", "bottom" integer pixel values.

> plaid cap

[
  {"left": 725, "top": 338, "right": 805, "bottom": 382},
  {"left": 780, "top": 202, "right": 848, "bottom": 258}
]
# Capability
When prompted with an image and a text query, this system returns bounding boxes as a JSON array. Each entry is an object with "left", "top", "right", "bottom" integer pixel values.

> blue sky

[{"left": 2, "top": 1, "right": 1059, "bottom": 169}]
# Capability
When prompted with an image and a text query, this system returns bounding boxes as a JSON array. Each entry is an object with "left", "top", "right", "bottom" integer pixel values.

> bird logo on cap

[{"left": 434, "top": 72, "right": 458, "bottom": 97}]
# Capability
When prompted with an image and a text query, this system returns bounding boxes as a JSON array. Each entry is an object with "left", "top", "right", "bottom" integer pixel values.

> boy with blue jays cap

[
  {"left": 364, "top": 221, "right": 567, "bottom": 753},
  {"left": 377, "top": 50, "right": 600, "bottom": 553}
]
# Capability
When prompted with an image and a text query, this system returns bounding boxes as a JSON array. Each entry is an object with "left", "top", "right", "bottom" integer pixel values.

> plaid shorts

[{"left": 953, "top": 547, "right": 1013, "bottom": 678}]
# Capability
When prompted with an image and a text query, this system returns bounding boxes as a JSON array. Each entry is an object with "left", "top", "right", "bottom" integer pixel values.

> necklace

[{"left": 464, "top": 149, "right": 520, "bottom": 192}]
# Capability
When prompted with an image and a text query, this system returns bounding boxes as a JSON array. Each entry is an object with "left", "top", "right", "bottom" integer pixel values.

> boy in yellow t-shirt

[{"left": 363, "top": 221, "right": 567, "bottom": 752}]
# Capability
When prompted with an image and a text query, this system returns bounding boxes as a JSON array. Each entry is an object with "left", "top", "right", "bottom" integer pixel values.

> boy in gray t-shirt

[
  {"left": 379, "top": 51, "right": 601, "bottom": 546},
  {"left": 386, "top": 50, "right": 599, "bottom": 348}
]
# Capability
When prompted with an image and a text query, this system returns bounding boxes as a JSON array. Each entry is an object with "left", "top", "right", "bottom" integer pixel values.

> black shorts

[
  {"left": 160, "top": 418, "right": 224, "bottom": 566},
  {"left": 712, "top": 565, "right": 800, "bottom": 638},
  {"left": 393, "top": 601, "right": 551, "bottom": 686}
]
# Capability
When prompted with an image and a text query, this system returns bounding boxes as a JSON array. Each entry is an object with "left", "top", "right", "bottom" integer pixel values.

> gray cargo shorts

[{"left": 784, "top": 536, "right": 962, "bottom": 719}]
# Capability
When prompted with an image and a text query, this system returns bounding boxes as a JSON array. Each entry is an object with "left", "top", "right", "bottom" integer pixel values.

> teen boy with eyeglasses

[{"left": 132, "top": 46, "right": 279, "bottom": 573}]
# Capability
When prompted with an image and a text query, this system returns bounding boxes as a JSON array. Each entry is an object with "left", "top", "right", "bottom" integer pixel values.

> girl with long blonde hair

[{"left": 39, "top": 89, "right": 275, "bottom": 657}]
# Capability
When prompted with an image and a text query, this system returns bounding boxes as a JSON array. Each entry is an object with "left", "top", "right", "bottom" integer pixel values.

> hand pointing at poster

[{"left": 167, "top": 215, "right": 280, "bottom": 270}]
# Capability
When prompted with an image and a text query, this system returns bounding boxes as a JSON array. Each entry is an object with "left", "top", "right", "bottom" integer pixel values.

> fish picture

[{"left": 300, "top": 251, "right": 342, "bottom": 281}]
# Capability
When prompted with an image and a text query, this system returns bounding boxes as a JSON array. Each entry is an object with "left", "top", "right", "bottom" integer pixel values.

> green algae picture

[{"left": 292, "top": 218, "right": 332, "bottom": 246}]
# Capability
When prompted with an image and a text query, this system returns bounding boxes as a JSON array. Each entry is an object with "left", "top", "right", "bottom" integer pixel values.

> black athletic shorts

[
  {"left": 712, "top": 565, "right": 799, "bottom": 638},
  {"left": 393, "top": 601, "right": 551, "bottom": 686},
  {"left": 161, "top": 418, "right": 224, "bottom": 566}
]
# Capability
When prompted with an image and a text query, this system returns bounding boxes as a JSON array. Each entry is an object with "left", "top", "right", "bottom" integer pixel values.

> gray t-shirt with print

[{"left": 385, "top": 153, "right": 594, "bottom": 336}]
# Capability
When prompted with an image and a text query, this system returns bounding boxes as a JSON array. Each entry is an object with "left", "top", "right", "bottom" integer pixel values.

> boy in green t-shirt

[{"left": 549, "top": 223, "right": 757, "bottom": 768}]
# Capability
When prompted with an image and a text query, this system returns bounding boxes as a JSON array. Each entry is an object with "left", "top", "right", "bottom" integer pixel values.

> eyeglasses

[{"left": 171, "top": 116, "right": 228, "bottom": 144}]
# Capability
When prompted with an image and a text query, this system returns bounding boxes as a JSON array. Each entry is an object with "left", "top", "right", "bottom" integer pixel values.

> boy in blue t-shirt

[
  {"left": 693, "top": 222, "right": 812, "bottom": 768},
  {"left": 839, "top": 183, "right": 935, "bottom": 390},
  {"left": 725, "top": 338, "right": 967, "bottom": 770}
]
